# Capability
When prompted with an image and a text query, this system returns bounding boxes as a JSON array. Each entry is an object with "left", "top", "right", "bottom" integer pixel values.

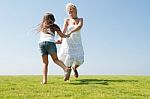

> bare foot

[
  {"left": 64, "top": 67, "right": 72, "bottom": 81},
  {"left": 41, "top": 81, "right": 47, "bottom": 84},
  {"left": 73, "top": 68, "right": 79, "bottom": 78}
]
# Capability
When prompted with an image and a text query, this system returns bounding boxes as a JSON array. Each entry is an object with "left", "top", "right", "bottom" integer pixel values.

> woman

[
  {"left": 58, "top": 3, "right": 84, "bottom": 81},
  {"left": 38, "top": 13, "right": 71, "bottom": 84}
]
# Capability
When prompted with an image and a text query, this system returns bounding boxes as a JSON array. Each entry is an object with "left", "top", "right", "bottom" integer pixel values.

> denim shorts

[{"left": 39, "top": 41, "right": 57, "bottom": 56}]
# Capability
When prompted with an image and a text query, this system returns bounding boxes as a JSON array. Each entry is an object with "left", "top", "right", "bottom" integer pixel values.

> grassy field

[{"left": 0, "top": 75, "right": 150, "bottom": 99}]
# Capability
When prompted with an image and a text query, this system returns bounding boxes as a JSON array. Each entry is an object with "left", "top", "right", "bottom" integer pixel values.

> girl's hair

[{"left": 38, "top": 13, "right": 60, "bottom": 33}]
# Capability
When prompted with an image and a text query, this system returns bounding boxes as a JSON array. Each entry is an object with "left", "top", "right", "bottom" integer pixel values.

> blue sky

[{"left": 0, "top": 0, "right": 150, "bottom": 75}]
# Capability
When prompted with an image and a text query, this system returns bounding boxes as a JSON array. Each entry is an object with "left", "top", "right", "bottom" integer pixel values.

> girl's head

[
  {"left": 66, "top": 3, "right": 77, "bottom": 18},
  {"left": 42, "top": 13, "right": 55, "bottom": 25},
  {"left": 39, "top": 13, "right": 56, "bottom": 32}
]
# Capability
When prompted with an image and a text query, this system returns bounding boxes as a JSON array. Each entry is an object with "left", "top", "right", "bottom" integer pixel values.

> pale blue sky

[{"left": 0, "top": 0, "right": 150, "bottom": 75}]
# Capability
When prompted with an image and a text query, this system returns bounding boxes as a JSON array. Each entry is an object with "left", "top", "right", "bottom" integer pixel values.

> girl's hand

[{"left": 55, "top": 40, "right": 62, "bottom": 44}]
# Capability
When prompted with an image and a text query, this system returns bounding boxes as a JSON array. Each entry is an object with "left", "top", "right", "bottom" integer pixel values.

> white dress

[{"left": 59, "top": 25, "right": 84, "bottom": 66}]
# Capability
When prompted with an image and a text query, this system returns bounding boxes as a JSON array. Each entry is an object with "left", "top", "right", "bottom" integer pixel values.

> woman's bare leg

[
  {"left": 73, "top": 65, "right": 79, "bottom": 78},
  {"left": 41, "top": 55, "right": 49, "bottom": 84}
]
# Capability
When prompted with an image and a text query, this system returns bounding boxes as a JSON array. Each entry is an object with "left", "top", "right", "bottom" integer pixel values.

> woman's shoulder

[
  {"left": 78, "top": 17, "right": 83, "bottom": 19},
  {"left": 64, "top": 18, "right": 70, "bottom": 22},
  {"left": 64, "top": 18, "right": 83, "bottom": 23},
  {"left": 65, "top": 18, "right": 83, "bottom": 20},
  {"left": 64, "top": 18, "right": 70, "bottom": 25},
  {"left": 78, "top": 18, "right": 83, "bottom": 21}
]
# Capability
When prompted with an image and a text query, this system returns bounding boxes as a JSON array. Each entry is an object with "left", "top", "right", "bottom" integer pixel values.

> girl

[{"left": 38, "top": 13, "right": 71, "bottom": 84}]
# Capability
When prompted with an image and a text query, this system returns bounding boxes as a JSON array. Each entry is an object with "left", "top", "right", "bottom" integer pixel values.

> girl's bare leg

[
  {"left": 50, "top": 53, "right": 70, "bottom": 72},
  {"left": 50, "top": 53, "right": 71, "bottom": 81},
  {"left": 64, "top": 66, "right": 72, "bottom": 81},
  {"left": 41, "top": 55, "right": 49, "bottom": 84}
]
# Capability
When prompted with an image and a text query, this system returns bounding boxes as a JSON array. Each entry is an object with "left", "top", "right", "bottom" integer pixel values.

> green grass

[{"left": 0, "top": 75, "right": 150, "bottom": 99}]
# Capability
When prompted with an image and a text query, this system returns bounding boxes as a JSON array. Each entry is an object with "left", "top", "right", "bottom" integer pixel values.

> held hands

[
  {"left": 66, "top": 31, "right": 72, "bottom": 38},
  {"left": 65, "top": 34, "right": 70, "bottom": 38},
  {"left": 55, "top": 40, "right": 62, "bottom": 44},
  {"left": 56, "top": 32, "right": 72, "bottom": 44}
]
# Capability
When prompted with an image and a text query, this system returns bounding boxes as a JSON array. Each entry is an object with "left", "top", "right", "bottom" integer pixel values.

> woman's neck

[
  {"left": 70, "top": 15, "right": 78, "bottom": 19},
  {"left": 72, "top": 17, "right": 78, "bottom": 19}
]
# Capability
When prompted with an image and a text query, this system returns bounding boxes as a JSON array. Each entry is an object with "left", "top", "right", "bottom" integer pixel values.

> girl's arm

[
  {"left": 55, "top": 30, "right": 69, "bottom": 44},
  {"left": 53, "top": 24, "right": 68, "bottom": 38},
  {"left": 56, "top": 30, "right": 68, "bottom": 38}
]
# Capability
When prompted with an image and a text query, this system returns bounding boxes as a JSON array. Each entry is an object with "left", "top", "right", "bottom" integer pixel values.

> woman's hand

[{"left": 66, "top": 31, "right": 72, "bottom": 37}]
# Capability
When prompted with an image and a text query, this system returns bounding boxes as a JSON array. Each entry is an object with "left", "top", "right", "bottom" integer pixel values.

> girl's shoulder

[
  {"left": 52, "top": 24, "right": 60, "bottom": 28},
  {"left": 50, "top": 24, "right": 60, "bottom": 31}
]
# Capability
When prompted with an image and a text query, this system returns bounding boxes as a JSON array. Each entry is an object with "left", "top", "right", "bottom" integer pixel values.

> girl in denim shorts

[{"left": 38, "top": 13, "right": 71, "bottom": 84}]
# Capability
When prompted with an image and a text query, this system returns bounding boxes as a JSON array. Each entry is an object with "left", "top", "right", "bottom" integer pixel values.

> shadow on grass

[{"left": 70, "top": 79, "right": 138, "bottom": 85}]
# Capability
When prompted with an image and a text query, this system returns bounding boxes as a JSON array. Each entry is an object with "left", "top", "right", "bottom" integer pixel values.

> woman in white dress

[{"left": 58, "top": 3, "right": 84, "bottom": 81}]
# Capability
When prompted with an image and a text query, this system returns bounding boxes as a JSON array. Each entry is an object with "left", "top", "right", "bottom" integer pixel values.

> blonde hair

[{"left": 66, "top": 3, "right": 77, "bottom": 12}]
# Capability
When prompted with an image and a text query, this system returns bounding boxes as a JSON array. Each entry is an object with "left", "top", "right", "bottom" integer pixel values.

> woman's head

[{"left": 66, "top": 3, "right": 77, "bottom": 18}]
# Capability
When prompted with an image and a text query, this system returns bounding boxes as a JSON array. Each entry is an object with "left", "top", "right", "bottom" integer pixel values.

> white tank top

[{"left": 39, "top": 29, "right": 55, "bottom": 43}]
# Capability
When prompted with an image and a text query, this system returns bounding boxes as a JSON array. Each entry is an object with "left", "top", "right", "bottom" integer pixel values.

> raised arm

[
  {"left": 58, "top": 19, "right": 69, "bottom": 41},
  {"left": 69, "top": 18, "right": 83, "bottom": 34},
  {"left": 62, "top": 19, "right": 69, "bottom": 34}
]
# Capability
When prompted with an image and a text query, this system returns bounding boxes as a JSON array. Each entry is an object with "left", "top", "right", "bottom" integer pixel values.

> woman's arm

[
  {"left": 62, "top": 19, "right": 69, "bottom": 34},
  {"left": 57, "top": 19, "right": 69, "bottom": 41},
  {"left": 68, "top": 18, "right": 83, "bottom": 35},
  {"left": 56, "top": 30, "right": 68, "bottom": 38}
]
